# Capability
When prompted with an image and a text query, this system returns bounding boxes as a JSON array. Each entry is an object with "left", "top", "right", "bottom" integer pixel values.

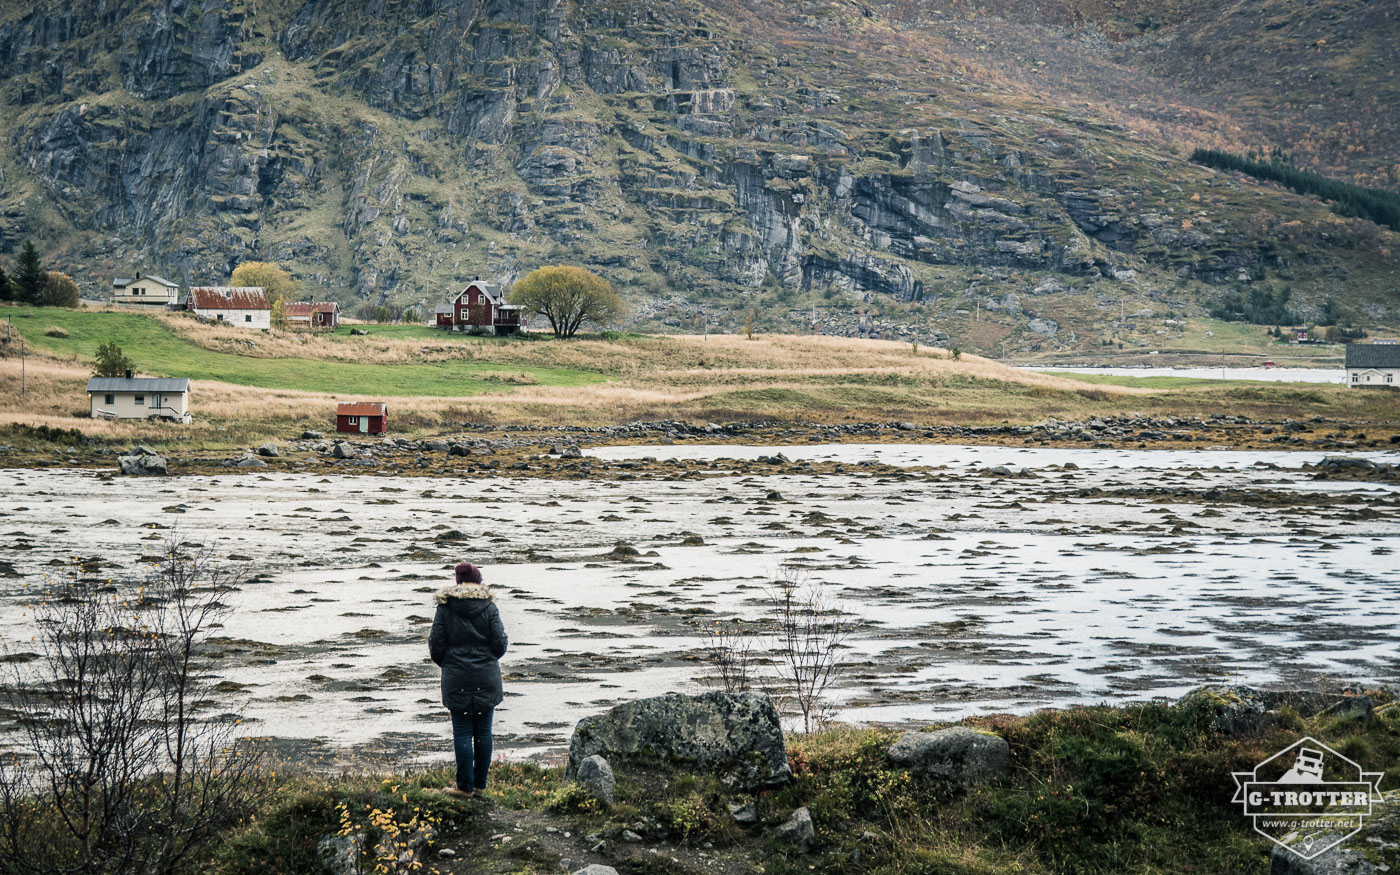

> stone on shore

[
  {"left": 332, "top": 441, "right": 356, "bottom": 459},
  {"left": 727, "top": 801, "right": 758, "bottom": 824},
  {"left": 257, "top": 442, "right": 280, "bottom": 457},
  {"left": 774, "top": 807, "right": 815, "bottom": 850},
  {"left": 301, "top": 430, "right": 323, "bottom": 439},
  {"left": 575, "top": 754, "right": 615, "bottom": 807},
  {"left": 887, "top": 727, "right": 1009, "bottom": 786},
  {"left": 316, "top": 833, "right": 364, "bottom": 875},
  {"left": 572, "top": 866, "right": 620, "bottom": 875},
  {"left": 118, "top": 452, "right": 167, "bottom": 475},
  {"left": 566, "top": 691, "right": 791, "bottom": 791}
]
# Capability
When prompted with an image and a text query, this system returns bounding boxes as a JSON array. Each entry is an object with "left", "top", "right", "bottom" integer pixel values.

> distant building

[
  {"left": 437, "top": 280, "right": 523, "bottom": 335},
  {"left": 1345, "top": 343, "right": 1400, "bottom": 388},
  {"left": 286, "top": 301, "right": 341, "bottom": 330},
  {"left": 336, "top": 401, "right": 388, "bottom": 435},
  {"left": 87, "top": 376, "right": 191, "bottom": 423},
  {"left": 187, "top": 286, "right": 271, "bottom": 328},
  {"left": 111, "top": 273, "right": 180, "bottom": 308}
]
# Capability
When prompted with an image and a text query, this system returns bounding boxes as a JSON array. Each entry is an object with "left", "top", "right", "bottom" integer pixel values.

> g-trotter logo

[{"left": 1232, "top": 736, "right": 1384, "bottom": 860}]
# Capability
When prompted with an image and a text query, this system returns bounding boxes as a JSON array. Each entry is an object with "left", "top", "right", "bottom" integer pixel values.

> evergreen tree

[
  {"left": 0, "top": 264, "right": 12, "bottom": 302},
  {"left": 14, "top": 241, "right": 45, "bottom": 305}
]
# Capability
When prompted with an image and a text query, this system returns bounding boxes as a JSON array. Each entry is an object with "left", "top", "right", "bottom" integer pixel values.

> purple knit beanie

[{"left": 455, "top": 562, "right": 483, "bottom": 584}]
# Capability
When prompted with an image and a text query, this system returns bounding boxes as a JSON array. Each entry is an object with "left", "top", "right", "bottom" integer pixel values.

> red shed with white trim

[{"left": 336, "top": 401, "right": 388, "bottom": 435}]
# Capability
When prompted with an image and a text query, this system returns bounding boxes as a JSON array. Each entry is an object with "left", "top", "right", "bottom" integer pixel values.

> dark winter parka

[{"left": 428, "top": 583, "right": 508, "bottom": 713}]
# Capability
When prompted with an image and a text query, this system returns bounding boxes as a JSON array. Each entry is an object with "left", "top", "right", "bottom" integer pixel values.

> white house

[
  {"left": 186, "top": 286, "right": 271, "bottom": 328},
  {"left": 111, "top": 273, "right": 181, "bottom": 308},
  {"left": 1345, "top": 343, "right": 1400, "bottom": 388},
  {"left": 87, "top": 376, "right": 191, "bottom": 422}
]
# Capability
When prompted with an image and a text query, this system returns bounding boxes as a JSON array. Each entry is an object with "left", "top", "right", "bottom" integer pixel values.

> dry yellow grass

[{"left": 146, "top": 308, "right": 1130, "bottom": 392}]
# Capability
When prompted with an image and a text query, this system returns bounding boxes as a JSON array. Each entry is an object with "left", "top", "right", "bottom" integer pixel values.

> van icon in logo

[{"left": 1232, "top": 736, "right": 1384, "bottom": 860}]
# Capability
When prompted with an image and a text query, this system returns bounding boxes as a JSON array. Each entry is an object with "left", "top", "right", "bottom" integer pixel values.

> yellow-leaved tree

[
  {"left": 508, "top": 266, "right": 623, "bottom": 338},
  {"left": 230, "top": 262, "right": 299, "bottom": 330}
]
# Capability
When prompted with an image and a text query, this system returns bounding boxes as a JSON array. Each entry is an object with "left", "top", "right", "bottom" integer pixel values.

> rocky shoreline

[{"left": 4, "top": 415, "right": 1400, "bottom": 480}]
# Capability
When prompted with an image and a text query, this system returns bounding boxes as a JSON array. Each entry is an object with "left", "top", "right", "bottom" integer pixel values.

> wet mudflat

[{"left": 2, "top": 443, "right": 1397, "bottom": 768}]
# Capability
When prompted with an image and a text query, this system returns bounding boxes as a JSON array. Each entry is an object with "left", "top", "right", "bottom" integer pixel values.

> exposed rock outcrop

[
  {"left": 566, "top": 691, "right": 791, "bottom": 791},
  {"left": 887, "top": 727, "right": 1010, "bottom": 786}
]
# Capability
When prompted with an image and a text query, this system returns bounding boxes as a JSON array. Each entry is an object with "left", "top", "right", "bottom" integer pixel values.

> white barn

[
  {"left": 1345, "top": 343, "right": 1400, "bottom": 388},
  {"left": 111, "top": 273, "right": 180, "bottom": 308},
  {"left": 187, "top": 286, "right": 271, "bottom": 328},
  {"left": 87, "top": 377, "right": 192, "bottom": 422}
]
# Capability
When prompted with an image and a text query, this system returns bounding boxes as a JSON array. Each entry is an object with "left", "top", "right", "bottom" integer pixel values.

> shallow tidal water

[{"left": 2, "top": 443, "right": 1397, "bottom": 767}]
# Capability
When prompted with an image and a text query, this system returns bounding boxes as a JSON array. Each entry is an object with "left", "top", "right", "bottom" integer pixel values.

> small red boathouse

[{"left": 336, "top": 401, "right": 388, "bottom": 435}]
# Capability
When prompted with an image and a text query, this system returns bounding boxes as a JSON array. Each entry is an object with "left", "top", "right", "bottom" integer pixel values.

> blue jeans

[{"left": 449, "top": 708, "right": 493, "bottom": 791}]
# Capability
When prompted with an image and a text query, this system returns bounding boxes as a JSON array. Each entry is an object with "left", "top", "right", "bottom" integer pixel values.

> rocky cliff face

[{"left": 0, "top": 0, "right": 1394, "bottom": 351}]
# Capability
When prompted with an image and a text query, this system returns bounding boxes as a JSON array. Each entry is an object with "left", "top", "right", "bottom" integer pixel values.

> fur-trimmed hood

[{"left": 435, "top": 582, "right": 493, "bottom": 604}]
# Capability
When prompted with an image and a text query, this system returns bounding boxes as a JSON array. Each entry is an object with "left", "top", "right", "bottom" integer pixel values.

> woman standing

[{"left": 429, "top": 562, "right": 508, "bottom": 799}]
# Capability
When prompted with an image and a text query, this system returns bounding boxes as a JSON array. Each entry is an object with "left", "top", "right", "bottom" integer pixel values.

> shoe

[{"left": 442, "top": 785, "right": 472, "bottom": 799}]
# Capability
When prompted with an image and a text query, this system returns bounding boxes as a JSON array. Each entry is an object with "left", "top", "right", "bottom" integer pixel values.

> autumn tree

[
  {"left": 508, "top": 266, "right": 624, "bottom": 338},
  {"left": 93, "top": 340, "right": 135, "bottom": 378},
  {"left": 39, "top": 271, "right": 80, "bottom": 307},
  {"left": 231, "top": 262, "right": 298, "bottom": 329},
  {"left": 269, "top": 296, "right": 290, "bottom": 331}
]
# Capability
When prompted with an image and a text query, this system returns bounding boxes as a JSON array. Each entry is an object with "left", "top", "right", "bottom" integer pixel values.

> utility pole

[{"left": 20, "top": 337, "right": 25, "bottom": 396}]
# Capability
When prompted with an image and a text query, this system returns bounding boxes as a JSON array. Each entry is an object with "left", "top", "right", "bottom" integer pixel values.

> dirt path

[{"left": 432, "top": 800, "right": 763, "bottom": 874}]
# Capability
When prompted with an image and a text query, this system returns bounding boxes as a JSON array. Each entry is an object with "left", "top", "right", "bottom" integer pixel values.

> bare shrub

[
  {"left": 0, "top": 539, "right": 263, "bottom": 874},
  {"left": 765, "top": 565, "right": 855, "bottom": 734},
  {"left": 701, "top": 618, "right": 757, "bottom": 694}
]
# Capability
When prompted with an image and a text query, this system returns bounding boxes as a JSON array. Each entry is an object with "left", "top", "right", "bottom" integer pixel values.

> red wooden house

[
  {"left": 336, "top": 401, "right": 388, "bottom": 435},
  {"left": 287, "top": 301, "right": 341, "bottom": 330},
  {"left": 437, "top": 281, "right": 523, "bottom": 335}
]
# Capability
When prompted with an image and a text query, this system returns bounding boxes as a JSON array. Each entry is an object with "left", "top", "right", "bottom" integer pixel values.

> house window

[
  {"left": 347, "top": 416, "right": 359, "bottom": 425},
  {"left": 104, "top": 394, "right": 115, "bottom": 404},
  {"left": 1388, "top": 374, "right": 1394, "bottom": 384},
  {"left": 1352, "top": 374, "right": 1359, "bottom": 383},
  {"left": 217, "top": 314, "right": 225, "bottom": 322},
  {"left": 134, "top": 395, "right": 145, "bottom": 406},
  {"left": 245, "top": 314, "right": 252, "bottom": 322}
]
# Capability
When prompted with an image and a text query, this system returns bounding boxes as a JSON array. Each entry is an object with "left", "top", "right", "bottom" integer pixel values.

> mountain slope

[{"left": 0, "top": 0, "right": 1394, "bottom": 355}]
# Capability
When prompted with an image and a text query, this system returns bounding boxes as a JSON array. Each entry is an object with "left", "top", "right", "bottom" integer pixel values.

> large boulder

[
  {"left": 332, "top": 441, "right": 356, "bottom": 459},
  {"left": 1177, "top": 685, "right": 1359, "bottom": 736},
  {"left": 118, "top": 452, "right": 167, "bottom": 475},
  {"left": 887, "top": 727, "right": 1009, "bottom": 786},
  {"left": 566, "top": 692, "right": 791, "bottom": 791}
]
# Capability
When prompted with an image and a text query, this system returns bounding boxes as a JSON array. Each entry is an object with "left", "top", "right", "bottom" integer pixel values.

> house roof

[
  {"left": 1345, "top": 344, "right": 1400, "bottom": 369},
  {"left": 286, "top": 302, "right": 315, "bottom": 317},
  {"left": 87, "top": 377, "right": 191, "bottom": 394},
  {"left": 454, "top": 280, "right": 503, "bottom": 305},
  {"left": 337, "top": 402, "right": 387, "bottom": 417},
  {"left": 188, "top": 286, "right": 270, "bottom": 310},
  {"left": 434, "top": 303, "right": 454, "bottom": 315},
  {"left": 113, "top": 274, "right": 179, "bottom": 289},
  {"left": 313, "top": 301, "right": 339, "bottom": 314}
]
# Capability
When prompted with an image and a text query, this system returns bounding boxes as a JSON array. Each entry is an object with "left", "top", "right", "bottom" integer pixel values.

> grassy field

[
  {"left": 1, "top": 307, "right": 605, "bottom": 396},
  {"left": 1, "top": 304, "right": 1396, "bottom": 448}
]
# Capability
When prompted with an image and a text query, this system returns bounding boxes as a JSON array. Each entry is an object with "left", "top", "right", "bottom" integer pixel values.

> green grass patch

[{"left": 7, "top": 307, "right": 607, "bottom": 397}]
